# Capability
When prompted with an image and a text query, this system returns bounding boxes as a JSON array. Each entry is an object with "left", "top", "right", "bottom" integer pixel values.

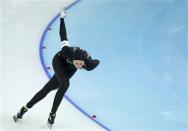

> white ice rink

[
  {"left": 1, "top": 0, "right": 187, "bottom": 130},
  {"left": 1, "top": 0, "right": 104, "bottom": 130}
]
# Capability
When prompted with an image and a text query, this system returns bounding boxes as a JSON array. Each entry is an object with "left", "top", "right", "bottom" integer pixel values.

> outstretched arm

[
  {"left": 60, "top": 18, "right": 68, "bottom": 42},
  {"left": 59, "top": 9, "right": 69, "bottom": 48}
]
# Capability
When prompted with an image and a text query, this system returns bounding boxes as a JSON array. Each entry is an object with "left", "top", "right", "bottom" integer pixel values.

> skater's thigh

[
  {"left": 42, "top": 74, "right": 59, "bottom": 92},
  {"left": 54, "top": 69, "right": 69, "bottom": 88},
  {"left": 52, "top": 55, "right": 69, "bottom": 87}
]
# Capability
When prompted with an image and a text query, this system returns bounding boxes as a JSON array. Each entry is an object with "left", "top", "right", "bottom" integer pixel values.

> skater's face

[{"left": 73, "top": 60, "right": 85, "bottom": 69}]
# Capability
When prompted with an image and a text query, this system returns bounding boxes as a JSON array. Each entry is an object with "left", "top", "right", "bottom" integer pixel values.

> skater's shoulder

[{"left": 58, "top": 46, "right": 74, "bottom": 60}]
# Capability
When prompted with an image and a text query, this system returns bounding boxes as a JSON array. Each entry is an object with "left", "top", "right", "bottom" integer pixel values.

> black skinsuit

[{"left": 26, "top": 18, "right": 99, "bottom": 114}]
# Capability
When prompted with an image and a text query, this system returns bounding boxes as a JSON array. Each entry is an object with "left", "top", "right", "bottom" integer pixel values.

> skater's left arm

[
  {"left": 60, "top": 18, "right": 69, "bottom": 48},
  {"left": 59, "top": 16, "right": 72, "bottom": 61}
]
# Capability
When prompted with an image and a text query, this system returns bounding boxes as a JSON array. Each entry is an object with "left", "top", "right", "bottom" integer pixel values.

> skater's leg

[
  {"left": 47, "top": 83, "right": 69, "bottom": 125},
  {"left": 50, "top": 56, "right": 73, "bottom": 114},
  {"left": 47, "top": 77, "right": 69, "bottom": 124},
  {"left": 14, "top": 73, "right": 59, "bottom": 121},
  {"left": 26, "top": 74, "right": 59, "bottom": 108},
  {"left": 51, "top": 81, "right": 69, "bottom": 114},
  {"left": 47, "top": 55, "right": 76, "bottom": 126}
]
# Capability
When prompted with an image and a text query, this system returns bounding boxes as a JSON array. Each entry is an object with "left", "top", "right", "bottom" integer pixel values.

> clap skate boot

[
  {"left": 47, "top": 112, "right": 56, "bottom": 129},
  {"left": 13, "top": 106, "right": 28, "bottom": 122}
]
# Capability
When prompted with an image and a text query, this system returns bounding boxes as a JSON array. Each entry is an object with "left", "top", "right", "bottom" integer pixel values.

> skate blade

[
  {"left": 13, "top": 115, "right": 18, "bottom": 122},
  {"left": 47, "top": 122, "right": 52, "bottom": 129}
]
